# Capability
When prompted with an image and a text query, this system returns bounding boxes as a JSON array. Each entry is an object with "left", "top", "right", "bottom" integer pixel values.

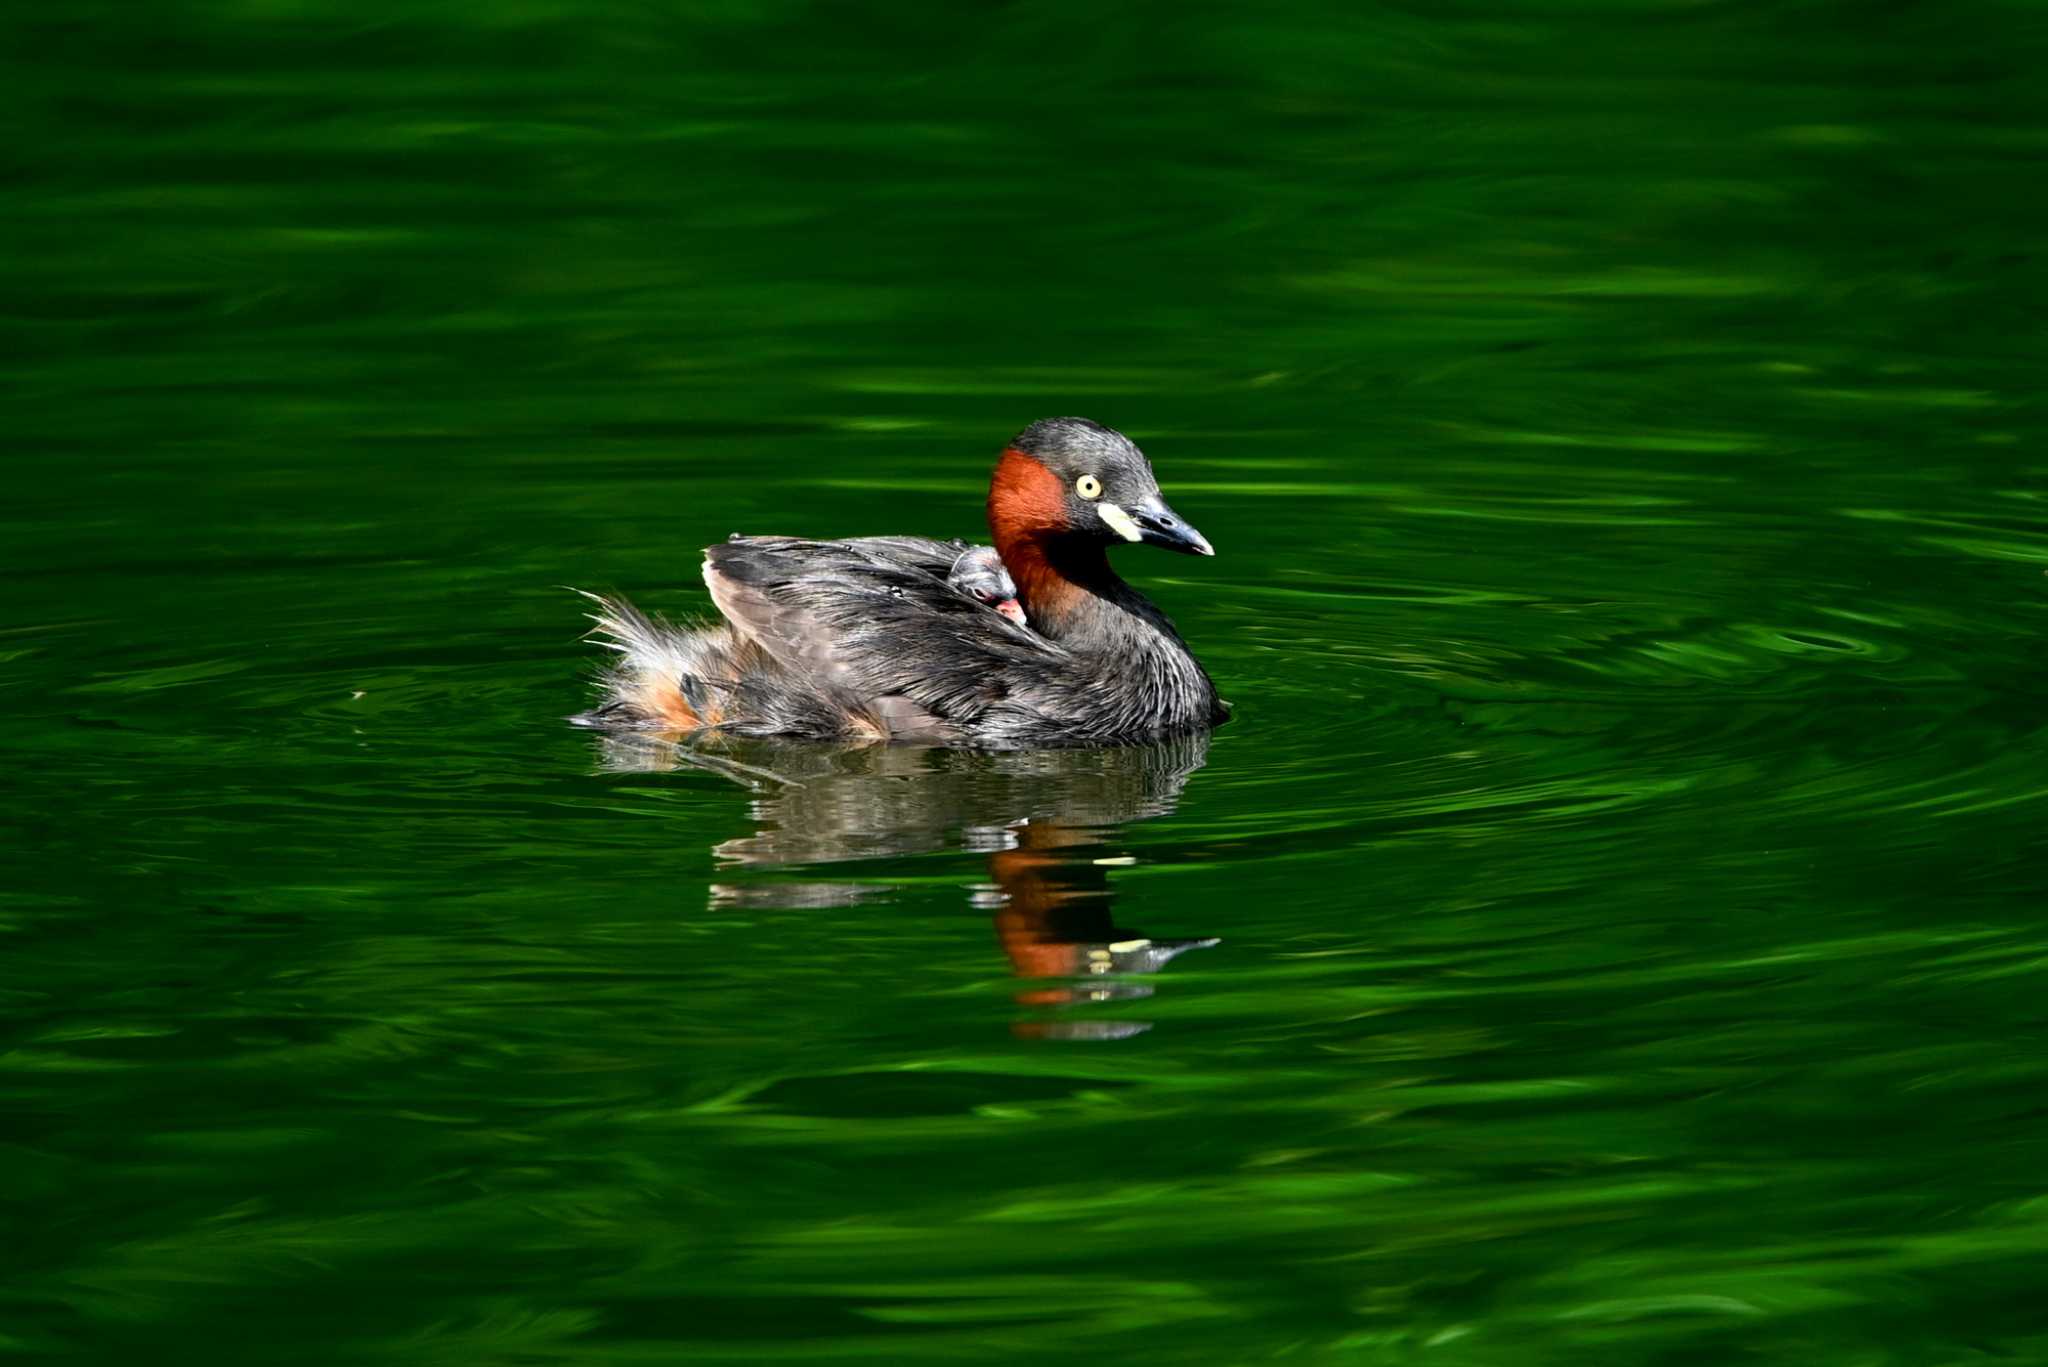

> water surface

[{"left": 5, "top": 2, "right": 2048, "bottom": 1362}]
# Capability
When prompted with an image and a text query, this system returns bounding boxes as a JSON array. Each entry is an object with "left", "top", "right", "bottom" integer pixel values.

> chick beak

[{"left": 996, "top": 598, "right": 1028, "bottom": 627}]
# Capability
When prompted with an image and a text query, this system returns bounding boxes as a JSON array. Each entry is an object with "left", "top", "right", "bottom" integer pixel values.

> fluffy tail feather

[
  {"left": 570, "top": 590, "right": 747, "bottom": 731},
  {"left": 572, "top": 589, "right": 893, "bottom": 740}
]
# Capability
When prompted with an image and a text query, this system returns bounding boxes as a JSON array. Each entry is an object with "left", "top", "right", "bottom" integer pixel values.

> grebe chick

[
  {"left": 946, "top": 544, "right": 1026, "bottom": 627},
  {"left": 575, "top": 416, "right": 1225, "bottom": 745}
]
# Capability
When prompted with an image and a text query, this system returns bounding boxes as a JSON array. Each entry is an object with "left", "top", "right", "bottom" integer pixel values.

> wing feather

[{"left": 704, "top": 537, "right": 1062, "bottom": 732}]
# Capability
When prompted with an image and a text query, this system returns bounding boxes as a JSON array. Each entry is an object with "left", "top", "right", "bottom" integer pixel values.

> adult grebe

[{"left": 574, "top": 417, "right": 1225, "bottom": 744}]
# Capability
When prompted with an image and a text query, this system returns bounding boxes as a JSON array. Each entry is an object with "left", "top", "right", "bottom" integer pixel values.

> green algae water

[{"left": 5, "top": 1, "right": 2048, "bottom": 1362}]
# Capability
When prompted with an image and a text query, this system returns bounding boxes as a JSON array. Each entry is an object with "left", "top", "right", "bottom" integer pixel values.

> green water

[{"left": 6, "top": 1, "right": 2048, "bottom": 1362}]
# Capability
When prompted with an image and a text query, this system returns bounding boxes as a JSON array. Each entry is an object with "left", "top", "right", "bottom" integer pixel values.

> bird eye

[{"left": 1075, "top": 474, "right": 1102, "bottom": 499}]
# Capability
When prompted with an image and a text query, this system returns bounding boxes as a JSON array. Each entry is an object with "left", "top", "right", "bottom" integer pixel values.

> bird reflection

[{"left": 596, "top": 732, "right": 1217, "bottom": 1038}]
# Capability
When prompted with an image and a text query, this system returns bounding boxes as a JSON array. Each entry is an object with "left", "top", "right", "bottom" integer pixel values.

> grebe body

[{"left": 575, "top": 417, "right": 1225, "bottom": 745}]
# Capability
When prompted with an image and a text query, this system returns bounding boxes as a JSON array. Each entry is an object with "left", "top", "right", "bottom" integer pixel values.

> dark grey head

[{"left": 996, "top": 417, "right": 1214, "bottom": 557}]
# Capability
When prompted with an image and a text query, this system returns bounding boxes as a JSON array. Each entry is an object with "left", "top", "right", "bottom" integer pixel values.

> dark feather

[
  {"left": 576, "top": 527, "right": 1224, "bottom": 745},
  {"left": 702, "top": 537, "right": 1219, "bottom": 743}
]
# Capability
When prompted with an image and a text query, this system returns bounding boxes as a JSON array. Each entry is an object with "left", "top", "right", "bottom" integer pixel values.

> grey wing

[
  {"left": 841, "top": 535, "right": 976, "bottom": 579},
  {"left": 703, "top": 537, "right": 1060, "bottom": 732}
]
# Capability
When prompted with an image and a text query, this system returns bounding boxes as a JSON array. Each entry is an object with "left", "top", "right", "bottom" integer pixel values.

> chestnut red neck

[
  {"left": 987, "top": 448, "right": 1065, "bottom": 547},
  {"left": 987, "top": 448, "right": 1115, "bottom": 633}
]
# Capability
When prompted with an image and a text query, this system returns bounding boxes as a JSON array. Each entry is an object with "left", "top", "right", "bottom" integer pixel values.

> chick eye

[{"left": 1075, "top": 474, "right": 1102, "bottom": 499}]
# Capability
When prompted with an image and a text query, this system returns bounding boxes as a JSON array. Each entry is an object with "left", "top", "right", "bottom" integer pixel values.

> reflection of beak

[
  {"left": 1103, "top": 496, "right": 1214, "bottom": 557},
  {"left": 996, "top": 598, "right": 1028, "bottom": 626}
]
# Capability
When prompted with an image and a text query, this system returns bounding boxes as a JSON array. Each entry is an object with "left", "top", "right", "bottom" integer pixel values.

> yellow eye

[{"left": 1076, "top": 474, "right": 1102, "bottom": 499}]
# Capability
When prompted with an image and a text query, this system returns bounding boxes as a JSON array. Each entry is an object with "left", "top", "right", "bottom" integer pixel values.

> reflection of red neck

[
  {"left": 991, "top": 822, "right": 1114, "bottom": 1000},
  {"left": 987, "top": 448, "right": 1108, "bottom": 632}
]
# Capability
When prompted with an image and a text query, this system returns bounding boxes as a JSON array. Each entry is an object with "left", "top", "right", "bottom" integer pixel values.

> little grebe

[{"left": 574, "top": 416, "right": 1227, "bottom": 744}]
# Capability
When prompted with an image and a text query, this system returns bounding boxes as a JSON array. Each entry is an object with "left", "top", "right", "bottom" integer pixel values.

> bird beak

[
  {"left": 1121, "top": 495, "right": 1214, "bottom": 557},
  {"left": 996, "top": 599, "right": 1028, "bottom": 626}
]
